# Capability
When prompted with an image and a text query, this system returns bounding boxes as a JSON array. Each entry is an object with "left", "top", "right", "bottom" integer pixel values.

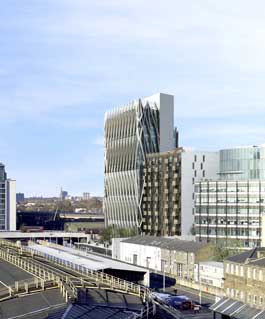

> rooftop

[
  {"left": 226, "top": 248, "right": 265, "bottom": 264},
  {"left": 121, "top": 236, "right": 208, "bottom": 252},
  {"left": 28, "top": 242, "right": 148, "bottom": 273},
  {"left": 210, "top": 297, "right": 265, "bottom": 318}
]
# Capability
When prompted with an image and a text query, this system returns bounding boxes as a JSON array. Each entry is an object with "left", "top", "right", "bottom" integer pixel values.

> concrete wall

[
  {"left": 195, "top": 262, "right": 224, "bottom": 289},
  {"left": 119, "top": 241, "right": 162, "bottom": 270},
  {"left": 181, "top": 150, "right": 219, "bottom": 236}
]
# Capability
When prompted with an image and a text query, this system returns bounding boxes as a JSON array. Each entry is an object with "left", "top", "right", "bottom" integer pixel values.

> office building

[
  {"left": 16, "top": 193, "right": 25, "bottom": 203},
  {"left": 83, "top": 192, "right": 90, "bottom": 200},
  {"left": 59, "top": 188, "right": 68, "bottom": 201},
  {"left": 104, "top": 93, "right": 176, "bottom": 229},
  {"left": 195, "top": 146, "right": 265, "bottom": 247},
  {"left": 0, "top": 163, "right": 16, "bottom": 231},
  {"left": 141, "top": 148, "right": 219, "bottom": 236}
]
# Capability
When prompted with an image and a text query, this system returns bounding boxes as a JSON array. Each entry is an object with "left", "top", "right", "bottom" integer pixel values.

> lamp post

[{"left": 199, "top": 265, "right": 202, "bottom": 305}]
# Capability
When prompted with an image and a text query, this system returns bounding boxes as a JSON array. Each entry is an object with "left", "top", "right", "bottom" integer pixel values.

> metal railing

[
  {"left": 0, "top": 246, "right": 77, "bottom": 302},
  {"left": 0, "top": 240, "right": 155, "bottom": 317}
]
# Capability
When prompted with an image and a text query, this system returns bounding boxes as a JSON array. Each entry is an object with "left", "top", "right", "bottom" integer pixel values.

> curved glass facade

[{"left": 219, "top": 146, "right": 265, "bottom": 180}]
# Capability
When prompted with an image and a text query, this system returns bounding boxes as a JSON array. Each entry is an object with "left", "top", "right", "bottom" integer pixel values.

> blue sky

[{"left": 1, "top": 0, "right": 265, "bottom": 197}]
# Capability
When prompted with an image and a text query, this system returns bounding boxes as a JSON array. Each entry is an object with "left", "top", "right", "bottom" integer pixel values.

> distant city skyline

[{"left": 1, "top": 1, "right": 265, "bottom": 196}]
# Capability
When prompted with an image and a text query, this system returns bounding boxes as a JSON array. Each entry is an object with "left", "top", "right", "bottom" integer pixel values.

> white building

[
  {"left": 194, "top": 261, "right": 224, "bottom": 289},
  {"left": 181, "top": 149, "right": 219, "bottom": 236},
  {"left": 0, "top": 164, "right": 16, "bottom": 231},
  {"left": 113, "top": 237, "right": 162, "bottom": 271},
  {"left": 112, "top": 236, "right": 212, "bottom": 281}
]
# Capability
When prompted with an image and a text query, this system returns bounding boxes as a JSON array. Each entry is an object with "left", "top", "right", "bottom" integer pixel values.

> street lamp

[{"left": 199, "top": 265, "right": 202, "bottom": 305}]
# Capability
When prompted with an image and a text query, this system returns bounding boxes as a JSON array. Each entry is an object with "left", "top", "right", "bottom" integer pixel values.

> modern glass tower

[
  {"left": 0, "top": 163, "right": 16, "bottom": 231},
  {"left": 195, "top": 146, "right": 265, "bottom": 248},
  {"left": 104, "top": 93, "right": 175, "bottom": 229}
]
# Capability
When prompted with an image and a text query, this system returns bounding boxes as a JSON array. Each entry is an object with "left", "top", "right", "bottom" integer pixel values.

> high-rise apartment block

[
  {"left": 0, "top": 163, "right": 16, "bottom": 231},
  {"left": 104, "top": 93, "right": 176, "bottom": 229},
  {"left": 195, "top": 146, "right": 265, "bottom": 247},
  {"left": 141, "top": 148, "right": 219, "bottom": 236},
  {"left": 142, "top": 149, "right": 182, "bottom": 236}
]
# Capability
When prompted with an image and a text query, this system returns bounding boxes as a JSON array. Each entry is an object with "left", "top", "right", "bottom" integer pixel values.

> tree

[
  {"left": 99, "top": 226, "right": 139, "bottom": 244},
  {"left": 211, "top": 239, "right": 243, "bottom": 262}
]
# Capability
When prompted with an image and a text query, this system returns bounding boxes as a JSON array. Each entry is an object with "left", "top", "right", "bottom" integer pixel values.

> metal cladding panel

[{"left": 104, "top": 94, "right": 172, "bottom": 229}]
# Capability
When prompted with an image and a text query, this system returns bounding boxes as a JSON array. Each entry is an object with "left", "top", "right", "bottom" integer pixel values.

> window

[
  {"left": 203, "top": 170, "right": 205, "bottom": 178},
  {"left": 226, "top": 263, "right": 230, "bottom": 273},
  {"left": 248, "top": 267, "right": 251, "bottom": 278},
  {"left": 259, "top": 270, "right": 263, "bottom": 281},
  {"left": 240, "top": 291, "right": 244, "bottom": 300},
  {"left": 260, "top": 297, "right": 263, "bottom": 305},
  {"left": 230, "top": 264, "right": 234, "bottom": 274},
  {"left": 203, "top": 155, "right": 205, "bottom": 162},
  {"left": 240, "top": 266, "right": 244, "bottom": 277},
  {"left": 253, "top": 268, "right": 256, "bottom": 280},
  {"left": 192, "top": 162, "right": 195, "bottom": 169},
  {"left": 194, "top": 155, "right": 197, "bottom": 162},
  {"left": 254, "top": 295, "right": 257, "bottom": 304},
  {"left": 248, "top": 294, "right": 252, "bottom": 303}
]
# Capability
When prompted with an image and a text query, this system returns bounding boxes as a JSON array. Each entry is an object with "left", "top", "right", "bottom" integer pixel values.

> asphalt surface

[
  {"left": 150, "top": 278, "right": 214, "bottom": 318},
  {"left": 0, "top": 259, "right": 34, "bottom": 286},
  {"left": 0, "top": 288, "right": 66, "bottom": 319}
]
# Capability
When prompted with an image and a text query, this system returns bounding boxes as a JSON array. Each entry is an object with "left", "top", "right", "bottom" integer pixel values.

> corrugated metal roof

[
  {"left": 122, "top": 236, "right": 208, "bottom": 252},
  {"left": 210, "top": 298, "right": 265, "bottom": 319}
]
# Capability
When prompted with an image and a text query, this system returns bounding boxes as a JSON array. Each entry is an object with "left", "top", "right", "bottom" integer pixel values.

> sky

[{"left": 1, "top": 0, "right": 265, "bottom": 197}]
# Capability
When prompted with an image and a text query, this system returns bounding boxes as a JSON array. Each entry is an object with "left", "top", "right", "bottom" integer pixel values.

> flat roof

[
  {"left": 200, "top": 261, "right": 224, "bottom": 268},
  {"left": 122, "top": 236, "right": 208, "bottom": 252},
  {"left": 28, "top": 243, "right": 148, "bottom": 274}
]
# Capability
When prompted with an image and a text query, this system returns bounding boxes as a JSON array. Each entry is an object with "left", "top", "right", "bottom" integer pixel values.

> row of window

[
  {"left": 226, "top": 288, "right": 264, "bottom": 305},
  {"left": 226, "top": 263, "right": 264, "bottom": 281}
]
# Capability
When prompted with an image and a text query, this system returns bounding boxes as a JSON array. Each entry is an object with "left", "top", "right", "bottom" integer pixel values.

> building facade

[
  {"left": 141, "top": 148, "right": 219, "bottom": 236},
  {"left": 0, "top": 164, "right": 16, "bottom": 231},
  {"left": 112, "top": 236, "right": 214, "bottom": 281},
  {"left": 104, "top": 93, "right": 175, "bottom": 229},
  {"left": 224, "top": 248, "right": 265, "bottom": 309},
  {"left": 195, "top": 180, "right": 265, "bottom": 247},
  {"left": 195, "top": 146, "right": 265, "bottom": 248},
  {"left": 16, "top": 193, "right": 25, "bottom": 203},
  {"left": 82, "top": 192, "right": 90, "bottom": 200},
  {"left": 194, "top": 261, "right": 224, "bottom": 289},
  {"left": 141, "top": 149, "right": 182, "bottom": 236}
]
